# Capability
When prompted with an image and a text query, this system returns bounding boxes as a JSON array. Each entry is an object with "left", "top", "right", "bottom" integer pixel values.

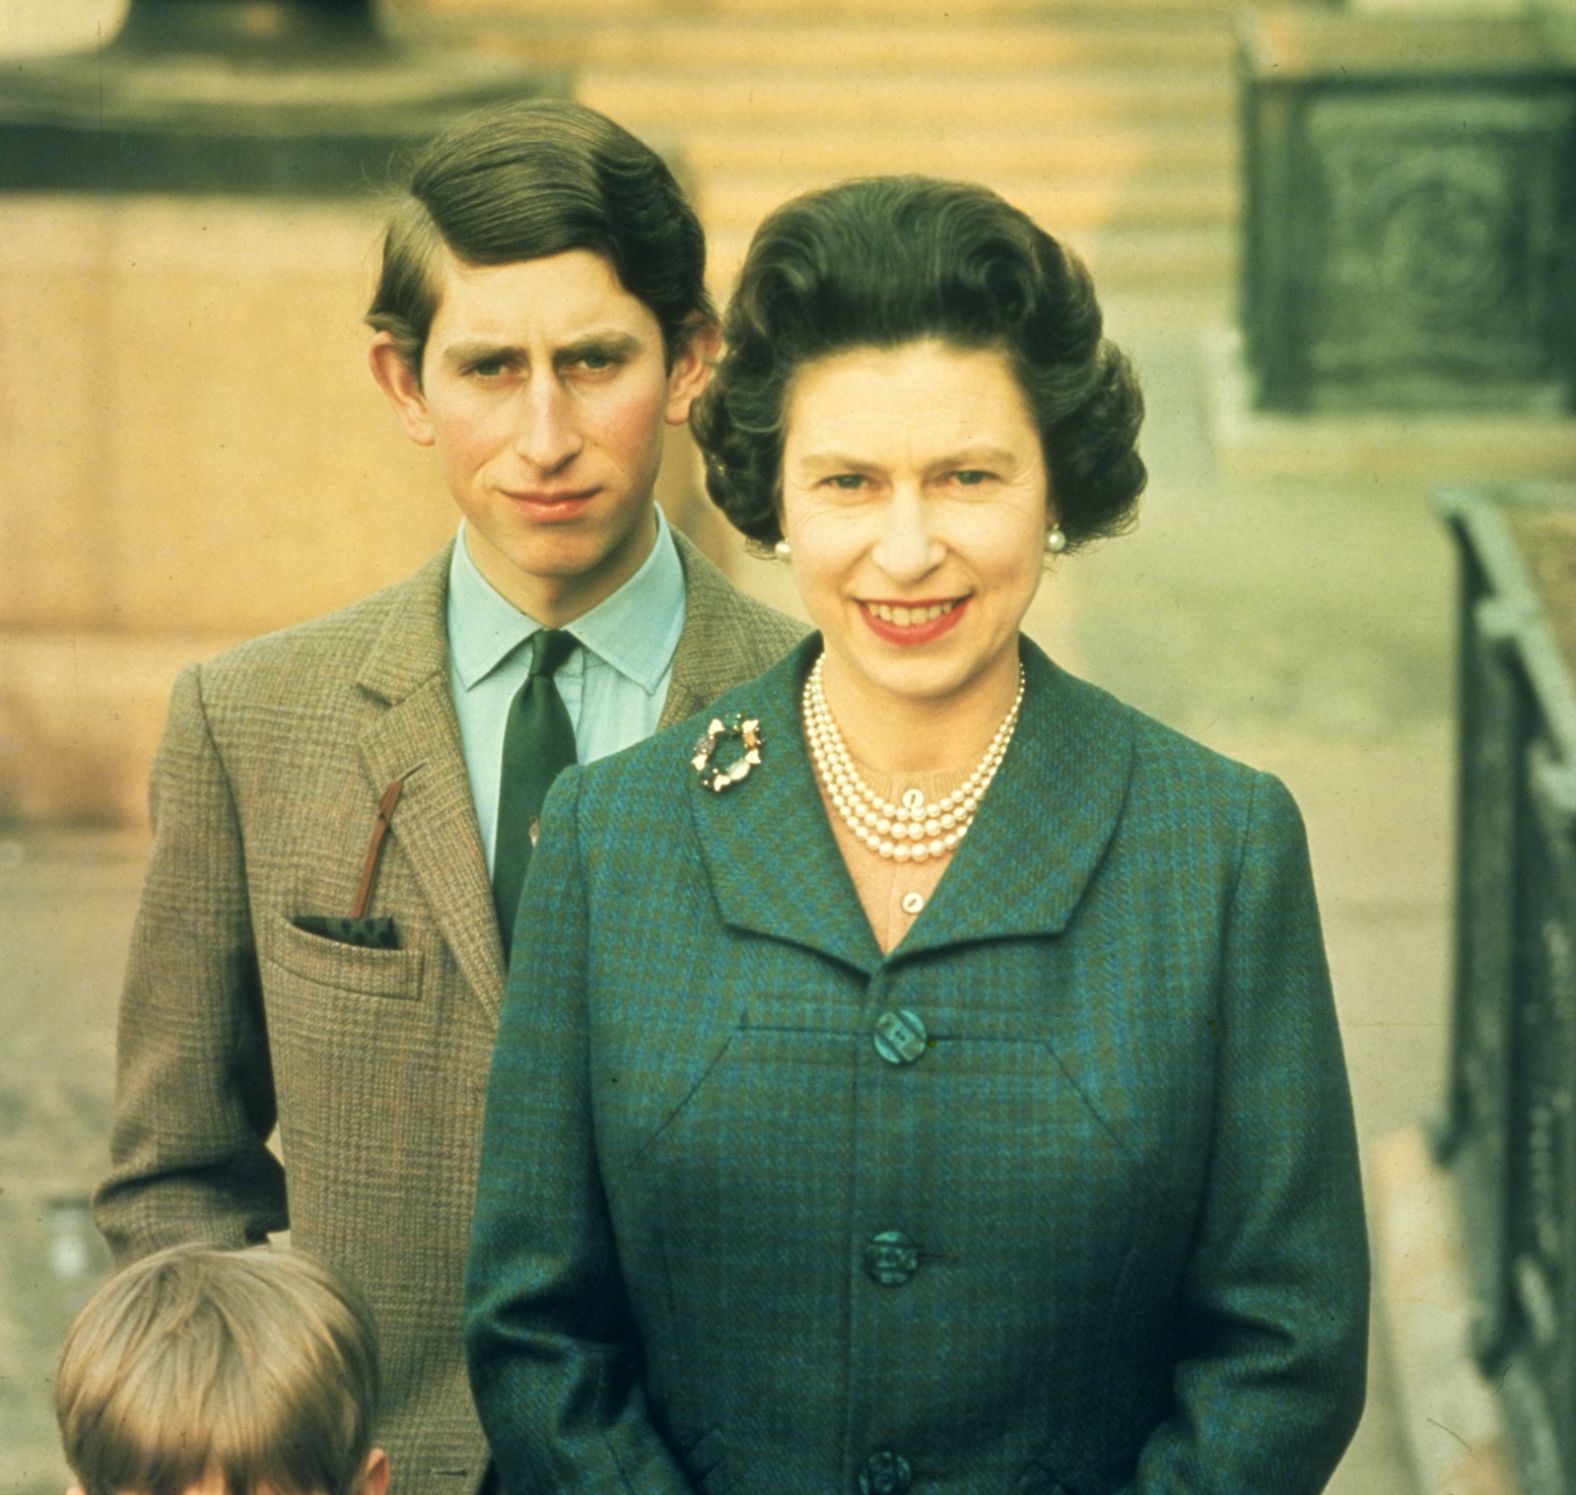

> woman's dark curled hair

[{"left": 693, "top": 175, "right": 1147, "bottom": 549}]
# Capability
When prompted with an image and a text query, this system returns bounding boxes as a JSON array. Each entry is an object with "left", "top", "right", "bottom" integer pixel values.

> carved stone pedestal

[
  {"left": 0, "top": 0, "right": 559, "bottom": 194},
  {"left": 1239, "top": 8, "right": 1576, "bottom": 413}
]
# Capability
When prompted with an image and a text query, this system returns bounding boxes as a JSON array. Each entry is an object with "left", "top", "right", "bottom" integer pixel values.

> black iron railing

[{"left": 1436, "top": 483, "right": 1576, "bottom": 1495}]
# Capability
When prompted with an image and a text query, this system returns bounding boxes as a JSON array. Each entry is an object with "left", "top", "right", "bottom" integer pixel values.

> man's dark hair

[
  {"left": 692, "top": 175, "right": 1146, "bottom": 549},
  {"left": 367, "top": 99, "right": 713, "bottom": 376}
]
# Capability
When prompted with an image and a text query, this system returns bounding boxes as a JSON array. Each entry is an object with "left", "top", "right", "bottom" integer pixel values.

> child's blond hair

[{"left": 55, "top": 1244, "right": 379, "bottom": 1495}]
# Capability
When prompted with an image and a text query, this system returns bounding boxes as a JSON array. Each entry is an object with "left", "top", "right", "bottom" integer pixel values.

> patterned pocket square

[{"left": 291, "top": 914, "right": 399, "bottom": 950}]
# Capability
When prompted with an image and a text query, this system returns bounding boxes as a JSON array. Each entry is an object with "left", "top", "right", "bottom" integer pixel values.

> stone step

[
  {"left": 701, "top": 170, "right": 1238, "bottom": 236},
  {"left": 579, "top": 67, "right": 1235, "bottom": 130},
  {"left": 406, "top": 0, "right": 1245, "bottom": 300},
  {"left": 708, "top": 221, "right": 1236, "bottom": 294},
  {"left": 442, "top": 17, "right": 1234, "bottom": 71},
  {"left": 674, "top": 122, "right": 1236, "bottom": 178},
  {"left": 423, "top": 0, "right": 1237, "bottom": 20}
]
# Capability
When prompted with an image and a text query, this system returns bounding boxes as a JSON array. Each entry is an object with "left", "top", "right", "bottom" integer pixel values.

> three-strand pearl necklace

[{"left": 803, "top": 652, "right": 1026, "bottom": 862}]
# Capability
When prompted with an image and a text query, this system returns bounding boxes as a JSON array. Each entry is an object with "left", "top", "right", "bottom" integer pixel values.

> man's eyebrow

[
  {"left": 555, "top": 331, "right": 644, "bottom": 360},
  {"left": 437, "top": 332, "right": 645, "bottom": 367},
  {"left": 439, "top": 340, "right": 522, "bottom": 367}
]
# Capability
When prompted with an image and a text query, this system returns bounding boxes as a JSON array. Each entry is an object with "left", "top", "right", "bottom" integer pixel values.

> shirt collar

[{"left": 446, "top": 511, "right": 686, "bottom": 695}]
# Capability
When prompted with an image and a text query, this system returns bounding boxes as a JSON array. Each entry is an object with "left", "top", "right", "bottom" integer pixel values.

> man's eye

[
  {"left": 825, "top": 474, "right": 867, "bottom": 491},
  {"left": 571, "top": 350, "right": 621, "bottom": 373},
  {"left": 466, "top": 358, "right": 510, "bottom": 379},
  {"left": 951, "top": 469, "right": 995, "bottom": 487}
]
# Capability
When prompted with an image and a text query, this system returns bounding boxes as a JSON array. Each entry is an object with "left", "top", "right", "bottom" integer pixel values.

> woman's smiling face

[{"left": 779, "top": 339, "right": 1053, "bottom": 715}]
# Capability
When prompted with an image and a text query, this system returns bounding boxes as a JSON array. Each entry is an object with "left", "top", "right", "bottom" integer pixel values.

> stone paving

[{"left": 0, "top": 290, "right": 1448, "bottom": 1491}]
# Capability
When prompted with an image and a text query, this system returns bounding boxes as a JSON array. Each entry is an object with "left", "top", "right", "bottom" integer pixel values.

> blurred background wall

[
  {"left": 5, "top": 0, "right": 1567, "bottom": 824},
  {"left": 3, "top": 0, "right": 490, "bottom": 824}
]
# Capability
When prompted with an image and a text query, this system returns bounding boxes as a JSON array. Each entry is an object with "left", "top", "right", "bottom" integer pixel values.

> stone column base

[{"left": 1204, "top": 327, "right": 1576, "bottom": 482}]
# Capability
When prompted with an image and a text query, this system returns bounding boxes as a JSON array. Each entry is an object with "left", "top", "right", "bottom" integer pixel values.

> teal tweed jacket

[{"left": 466, "top": 635, "right": 1368, "bottom": 1495}]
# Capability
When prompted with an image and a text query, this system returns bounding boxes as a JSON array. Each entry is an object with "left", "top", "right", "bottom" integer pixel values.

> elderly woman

[{"left": 465, "top": 177, "right": 1368, "bottom": 1494}]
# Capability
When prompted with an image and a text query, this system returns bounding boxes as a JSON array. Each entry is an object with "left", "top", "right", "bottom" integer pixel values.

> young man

[
  {"left": 57, "top": 1244, "right": 386, "bottom": 1495},
  {"left": 94, "top": 101, "right": 801, "bottom": 1491}
]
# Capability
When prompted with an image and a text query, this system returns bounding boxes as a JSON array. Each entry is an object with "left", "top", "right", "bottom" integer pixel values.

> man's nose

[
  {"left": 870, "top": 487, "right": 943, "bottom": 582},
  {"left": 513, "top": 378, "right": 582, "bottom": 472}
]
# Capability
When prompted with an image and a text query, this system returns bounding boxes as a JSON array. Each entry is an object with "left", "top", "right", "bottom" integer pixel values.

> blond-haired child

[{"left": 55, "top": 1244, "right": 387, "bottom": 1495}]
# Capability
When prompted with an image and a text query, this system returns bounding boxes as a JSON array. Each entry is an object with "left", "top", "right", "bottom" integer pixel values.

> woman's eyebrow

[
  {"left": 794, "top": 451, "right": 880, "bottom": 473},
  {"left": 925, "top": 445, "right": 1019, "bottom": 472}
]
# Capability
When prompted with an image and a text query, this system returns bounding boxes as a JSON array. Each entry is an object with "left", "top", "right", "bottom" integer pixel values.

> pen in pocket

[{"left": 350, "top": 774, "right": 408, "bottom": 920}]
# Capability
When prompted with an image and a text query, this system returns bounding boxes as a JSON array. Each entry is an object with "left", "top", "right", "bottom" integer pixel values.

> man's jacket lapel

[
  {"left": 660, "top": 531, "right": 794, "bottom": 729},
  {"left": 356, "top": 547, "right": 505, "bottom": 1016}
]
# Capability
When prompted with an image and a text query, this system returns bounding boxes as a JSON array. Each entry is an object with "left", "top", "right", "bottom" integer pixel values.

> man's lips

[
  {"left": 502, "top": 486, "right": 600, "bottom": 519},
  {"left": 858, "top": 596, "right": 969, "bottom": 645}
]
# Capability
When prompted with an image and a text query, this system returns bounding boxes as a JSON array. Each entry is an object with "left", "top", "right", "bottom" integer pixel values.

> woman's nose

[
  {"left": 513, "top": 379, "right": 582, "bottom": 473},
  {"left": 870, "top": 489, "right": 942, "bottom": 582}
]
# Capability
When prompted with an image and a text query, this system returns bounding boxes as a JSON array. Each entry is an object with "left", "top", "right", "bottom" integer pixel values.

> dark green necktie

[{"left": 493, "top": 628, "right": 578, "bottom": 956}]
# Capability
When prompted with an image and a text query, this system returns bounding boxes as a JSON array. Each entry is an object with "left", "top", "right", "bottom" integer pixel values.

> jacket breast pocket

[{"left": 261, "top": 911, "right": 425, "bottom": 1000}]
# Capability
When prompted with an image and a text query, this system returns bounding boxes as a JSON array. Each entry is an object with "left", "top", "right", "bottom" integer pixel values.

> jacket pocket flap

[{"left": 264, "top": 911, "right": 425, "bottom": 998}]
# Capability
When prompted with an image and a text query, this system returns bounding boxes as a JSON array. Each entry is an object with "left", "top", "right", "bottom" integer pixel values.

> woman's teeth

[{"left": 866, "top": 600, "right": 957, "bottom": 626}]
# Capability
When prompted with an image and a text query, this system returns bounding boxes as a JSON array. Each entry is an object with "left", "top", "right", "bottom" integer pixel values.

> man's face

[{"left": 371, "top": 248, "right": 711, "bottom": 625}]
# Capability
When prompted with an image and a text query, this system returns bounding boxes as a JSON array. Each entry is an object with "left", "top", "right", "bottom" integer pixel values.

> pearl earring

[
  {"left": 1045, "top": 526, "right": 1067, "bottom": 555},
  {"left": 774, "top": 538, "right": 792, "bottom": 560}
]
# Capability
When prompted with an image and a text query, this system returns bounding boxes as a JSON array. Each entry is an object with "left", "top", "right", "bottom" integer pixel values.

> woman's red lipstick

[{"left": 858, "top": 597, "right": 968, "bottom": 646}]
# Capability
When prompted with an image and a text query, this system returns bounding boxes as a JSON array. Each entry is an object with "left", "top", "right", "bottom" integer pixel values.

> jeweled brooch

[{"left": 692, "top": 713, "right": 764, "bottom": 793}]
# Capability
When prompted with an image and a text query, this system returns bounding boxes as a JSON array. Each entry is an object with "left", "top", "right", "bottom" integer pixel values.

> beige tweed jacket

[{"left": 94, "top": 532, "right": 803, "bottom": 1492}]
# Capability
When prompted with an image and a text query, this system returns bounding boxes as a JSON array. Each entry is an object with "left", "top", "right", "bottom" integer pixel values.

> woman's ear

[
  {"left": 665, "top": 320, "right": 722, "bottom": 427},
  {"left": 368, "top": 333, "right": 435, "bottom": 447}
]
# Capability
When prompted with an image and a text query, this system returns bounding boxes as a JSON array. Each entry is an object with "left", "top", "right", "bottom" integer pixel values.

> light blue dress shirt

[{"left": 446, "top": 513, "right": 687, "bottom": 874}]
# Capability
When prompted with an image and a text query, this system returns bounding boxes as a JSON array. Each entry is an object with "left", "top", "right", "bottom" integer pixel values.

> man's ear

[
  {"left": 357, "top": 1447, "right": 391, "bottom": 1495},
  {"left": 368, "top": 333, "right": 435, "bottom": 447},
  {"left": 664, "top": 320, "right": 722, "bottom": 427}
]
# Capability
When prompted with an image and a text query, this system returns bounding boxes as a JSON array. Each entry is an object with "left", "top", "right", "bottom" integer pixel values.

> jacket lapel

[
  {"left": 894, "top": 641, "right": 1134, "bottom": 961},
  {"left": 659, "top": 531, "right": 771, "bottom": 729},
  {"left": 686, "top": 639, "right": 882, "bottom": 973},
  {"left": 687, "top": 637, "right": 1133, "bottom": 972},
  {"left": 355, "top": 547, "right": 506, "bottom": 1017}
]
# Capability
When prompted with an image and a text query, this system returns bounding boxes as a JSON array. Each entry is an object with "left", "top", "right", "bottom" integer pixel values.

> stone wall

[
  {"left": 0, "top": 189, "right": 712, "bottom": 821},
  {"left": 0, "top": 2, "right": 716, "bottom": 825},
  {"left": 1, "top": 0, "right": 123, "bottom": 54}
]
